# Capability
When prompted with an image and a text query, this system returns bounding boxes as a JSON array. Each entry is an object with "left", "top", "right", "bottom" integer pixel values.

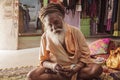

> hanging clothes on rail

[
  {"left": 63, "top": 0, "right": 81, "bottom": 28},
  {"left": 97, "top": 0, "right": 107, "bottom": 33},
  {"left": 113, "top": 0, "right": 120, "bottom": 36},
  {"left": 118, "top": 0, "right": 120, "bottom": 36}
]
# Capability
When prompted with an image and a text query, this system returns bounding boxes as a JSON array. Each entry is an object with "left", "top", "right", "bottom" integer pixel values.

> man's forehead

[
  {"left": 49, "top": 14, "right": 60, "bottom": 18},
  {"left": 44, "top": 13, "right": 62, "bottom": 21}
]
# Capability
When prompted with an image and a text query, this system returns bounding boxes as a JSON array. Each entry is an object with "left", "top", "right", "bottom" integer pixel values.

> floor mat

[
  {"left": 0, "top": 66, "right": 35, "bottom": 80},
  {"left": 0, "top": 66, "right": 119, "bottom": 80}
]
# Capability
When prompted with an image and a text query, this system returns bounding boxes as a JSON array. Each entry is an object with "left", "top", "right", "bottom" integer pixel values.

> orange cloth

[{"left": 39, "top": 23, "right": 92, "bottom": 80}]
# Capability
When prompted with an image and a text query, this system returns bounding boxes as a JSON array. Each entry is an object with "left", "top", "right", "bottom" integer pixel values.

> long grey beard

[{"left": 46, "top": 30, "right": 65, "bottom": 45}]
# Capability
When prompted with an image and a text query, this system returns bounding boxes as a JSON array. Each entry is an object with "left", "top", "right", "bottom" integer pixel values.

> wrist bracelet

[
  {"left": 43, "top": 61, "right": 57, "bottom": 71},
  {"left": 70, "top": 64, "right": 76, "bottom": 69}
]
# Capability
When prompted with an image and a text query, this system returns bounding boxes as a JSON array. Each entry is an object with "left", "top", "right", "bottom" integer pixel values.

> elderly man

[{"left": 27, "top": 3, "right": 103, "bottom": 80}]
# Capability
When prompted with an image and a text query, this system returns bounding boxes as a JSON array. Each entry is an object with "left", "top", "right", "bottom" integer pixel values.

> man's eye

[
  {"left": 49, "top": 24, "right": 52, "bottom": 27},
  {"left": 55, "top": 21, "right": 59, "bottom": 24}
]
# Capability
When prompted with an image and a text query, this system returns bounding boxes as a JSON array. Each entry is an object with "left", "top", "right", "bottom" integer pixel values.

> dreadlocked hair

[{"left": 39, "top": 3, "right": 65, "bottom": 22}]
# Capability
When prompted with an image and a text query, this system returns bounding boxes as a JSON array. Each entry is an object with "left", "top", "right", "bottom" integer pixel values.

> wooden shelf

[{"left": 19, "top": 33, "right": 42, "bottom": 37}]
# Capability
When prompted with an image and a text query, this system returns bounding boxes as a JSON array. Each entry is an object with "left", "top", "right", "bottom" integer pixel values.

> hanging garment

[
  {"left": 113, "top": 0, "right": 120, "bottom": 36},
  {"left": 106, "top": 0, "right": 114, "bottom": 32},
  {"left": 103, "top": 0, "right": 109, "bottom": 26},
  {"left": 118, "top": 0, "right": 120, "bottom": 36},
  {"left": 97, "top": 0, "right": 107, "bottom": 33},
  {"left": 81, "top": 0, "right": 89, "bottom": 18},
  {"left": 64, "top": 11, "right": 80, "bottom": 28},
  {"left": 81, "top": 18, "right": 90, "bottom": 37},
  {"left": 112, "top": 0, "right": 118, "bottom": 23},
  {"left": 89, "top": 0, "right": 97, "bottom": 18},
  {"left": 90, "top": 18, "right": 97, "bottom": 35},
  {"left": 111, "top": 0, "right": 118, "bottom": 35},
  {"left": 106, "top": 19, "right": 112, "bottom": 31},
  {"left": 64, "top": 0, "right": 81, "bottom": 28}
]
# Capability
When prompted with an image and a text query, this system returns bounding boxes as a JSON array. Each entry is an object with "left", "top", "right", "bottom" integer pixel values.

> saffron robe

[{"left": 39, "top": 23, "right": 92, "bottom": 80}]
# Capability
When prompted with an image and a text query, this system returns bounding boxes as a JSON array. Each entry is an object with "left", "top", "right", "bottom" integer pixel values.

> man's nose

[{"left": 52, "top": 25, "right": 57, "bottom": 30}]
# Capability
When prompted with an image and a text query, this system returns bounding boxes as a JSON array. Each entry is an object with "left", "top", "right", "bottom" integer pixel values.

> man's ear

[
  {"left": 43, "top": 22, "right": 48, "bottom": 31},
  {"left": 42, "top": 18, "right": 46, "bottom": 23}
]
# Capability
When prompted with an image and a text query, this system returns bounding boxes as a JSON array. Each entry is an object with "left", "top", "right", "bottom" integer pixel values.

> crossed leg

[
  {"left": 26, "top": 66, "right": 69, "bottom": 80},
  {"left": 27, "top": 63, "right": 103, "bottom": 80},
  {"left": 77, "top": 63, "right": 103, "bottom": 80}
]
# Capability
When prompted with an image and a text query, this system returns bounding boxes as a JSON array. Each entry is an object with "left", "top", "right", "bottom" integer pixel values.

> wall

[{"left": 0, "top": 0, "right": 19, "bottom": 50}]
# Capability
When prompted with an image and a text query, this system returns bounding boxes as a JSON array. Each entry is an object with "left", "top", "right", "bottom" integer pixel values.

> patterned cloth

[{"left": 89, "top": 38, "right": 110, "bottom": 55}]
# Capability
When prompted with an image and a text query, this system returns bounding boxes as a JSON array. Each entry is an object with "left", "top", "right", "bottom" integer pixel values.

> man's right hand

[
  {"left": 55, "top": 62, "right": 86, "bottom": 78},
  {"left": 54, "top": 64, "right": 63, "bottom": 72},
  {"left": 54, "top": 64, "right": 75, "bottom": 78},
  {"left": 43, "top": 61, "right": 75, "bottom": 77}
]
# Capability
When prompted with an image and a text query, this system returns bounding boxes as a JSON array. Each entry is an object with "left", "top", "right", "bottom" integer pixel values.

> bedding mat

[{"left": 0, "top": 66, "right": 119, "bottom": 80}]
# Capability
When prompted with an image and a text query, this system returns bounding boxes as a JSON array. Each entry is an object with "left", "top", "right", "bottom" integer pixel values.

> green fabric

[
  {"left": 80, "top": 18, "right": 90, "bottom": 37},
  {"left": 43, "top": 0, "right": 48, "bottom": 6}
]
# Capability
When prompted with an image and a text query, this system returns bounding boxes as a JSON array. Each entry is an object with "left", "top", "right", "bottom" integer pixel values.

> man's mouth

[{"left": 53, "top": 29, "right": 63, "bottom": 33}]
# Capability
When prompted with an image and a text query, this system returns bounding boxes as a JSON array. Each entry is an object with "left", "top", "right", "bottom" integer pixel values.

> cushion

[{"left": 89, "top": 38, "right": 111, "bottom": 55}]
